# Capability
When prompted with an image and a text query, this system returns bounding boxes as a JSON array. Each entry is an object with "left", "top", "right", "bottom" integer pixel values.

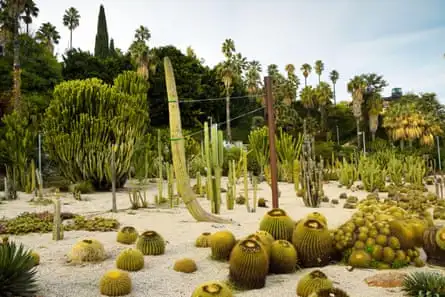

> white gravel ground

[{"left": 0, "top": 180, "right": 443, "bottom": 297}]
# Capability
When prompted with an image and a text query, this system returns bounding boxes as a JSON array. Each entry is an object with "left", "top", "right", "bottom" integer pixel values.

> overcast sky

[{"left": 33, "top": 0, "right": 445, "bottom": 103}]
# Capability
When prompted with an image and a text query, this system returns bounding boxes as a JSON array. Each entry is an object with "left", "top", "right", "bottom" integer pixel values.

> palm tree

[
  {"left": 367, "top": 93, "right": 383, "bottom": 141},
  {"left": 300, "top": 85, "right": 316, "bottom": 117},
  {"left": 129, "top": 26, "right": 156, "bottom": 80},
  {"left": 186, "top": 46, "right": 196, "bottom": 59},
  {"left": 314, "top": 60, "right": 324, "bottom": 84},
  {"left": 245, "top": 60, "right": 262, "bottom": 95},
  {"left": 315, "top": 81, "right": 333, "bottom": 138},
  {"left": 218, "top": 38, "right": 240, "bottom": 143},
  {"left": 329, "top": 70, "right": 339, "bottom": 105},
  {"left": 347, "top": 75, "right": 367, "bottom": 148},
  {"left": 282, "top": 64, "right": 299, "bottom": 106},
  {"left": 36, "top": 22, "right": 60, "bottom": 54},
  {"left": 300, "top": 63, "right": 312, "bottom": 87},
  {"left": 21, "top": 0, "right": 38, "bottom": 34},
  {"left": 63, "top": 7, "right": 80, "bottom": 50}
]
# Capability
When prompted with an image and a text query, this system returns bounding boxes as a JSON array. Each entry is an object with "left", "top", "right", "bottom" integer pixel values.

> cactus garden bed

[{"left": 1, "top": 180, "right": 444, "bottom": 297}]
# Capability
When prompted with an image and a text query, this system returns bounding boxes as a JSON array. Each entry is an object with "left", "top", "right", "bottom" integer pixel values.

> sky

[{"left": 33, "top": 0, "right": 445, "bottom": 103}]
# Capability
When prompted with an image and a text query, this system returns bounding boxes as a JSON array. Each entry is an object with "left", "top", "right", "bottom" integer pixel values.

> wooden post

[
  {"left": 52, "top": 191, "right": 63, "bottom": 241},
  {"left": 111, "top": 144, "right": 117, "bottom": 212},
  {"left": 264, "top": 76, "right": 279, "bottom": 208}
]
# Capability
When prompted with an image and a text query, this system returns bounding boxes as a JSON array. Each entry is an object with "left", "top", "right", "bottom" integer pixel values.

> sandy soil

[{"left": 0, "top": 179, "right": 442, "bottom": 297}]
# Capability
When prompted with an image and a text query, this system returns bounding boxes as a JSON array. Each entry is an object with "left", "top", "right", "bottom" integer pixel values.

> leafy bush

[{"left": 0, "top": 240, "right": 39, "bottom": 297}]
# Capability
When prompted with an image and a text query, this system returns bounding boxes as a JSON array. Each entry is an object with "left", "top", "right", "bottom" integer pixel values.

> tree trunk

[
  {"left": 13, "top": 13, "right": 21, "bottom": 110},
  {"left": 164, "top": 57, "right": 232, "bottom": 223},
  {"left": 333, "top": 83, "right": 336, "bottom": 105},
  {"left": 356, "top": 118, "right": 361, "bottom": 149},
  {"left": 70, "top": 29, "right": 73, "bottom": 50},
  {"left": 26, "top": 23, "right": 29, "bottom": 34},
  {"left": 371, "top": 131, "right": 376, "bottom": 141},
  {"left": 226, "top": 95, "right": 231, "bottom": 143}
]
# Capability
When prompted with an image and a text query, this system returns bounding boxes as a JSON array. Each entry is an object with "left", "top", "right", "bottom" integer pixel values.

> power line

[
  {"left": 184, "top": 106, "right": 265, "bottom": 138},
  {"left": 178, "top": 94, "right": 259, "bottom": 103}
]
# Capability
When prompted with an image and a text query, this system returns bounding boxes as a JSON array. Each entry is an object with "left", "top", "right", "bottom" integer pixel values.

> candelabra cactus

[
  {"left": 300, "top": 123, "right": 324, "bottom": 207},
  {"left": 164, "top": 56, "right": 230, "bottom": 223}
]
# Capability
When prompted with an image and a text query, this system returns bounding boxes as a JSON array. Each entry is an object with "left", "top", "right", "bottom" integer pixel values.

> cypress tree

[
  {"left": 109, "top": 38, "right": 115, "bottom": 55},
  {"left": 94, "top": 4, "right": 109, "bottom": 58}
]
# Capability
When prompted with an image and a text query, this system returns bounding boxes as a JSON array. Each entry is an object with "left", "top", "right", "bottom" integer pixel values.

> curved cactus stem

[{"left": 164, "top": 57, "right": 233, "bottom": 223}]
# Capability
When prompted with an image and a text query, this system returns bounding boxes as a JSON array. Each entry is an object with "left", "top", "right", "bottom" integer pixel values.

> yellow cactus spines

[
  {"left": 99, "top": 269, "right": 132, "bottom": 296},
  {"left": 136, "top": 230, "right": 165, "bottom": 255},
  {"left": 30, "top": 251, "right": 40, "bottom": 266},
  {"left": 255, "top": 230, "right": 275, "bottom": 246},
  {"left": 259, "top": 208, "right": 295, "bottom": 241},
  {"left": 229, "top": 239, "right": 269, "bottom": 289},
  {"left": 245, "top": 233, "right": 271, "bottom": 256},
  {"left": 68, "top": 238, "right": 106, "bottom": 263},
  {"left": 308, "top": 287, "right": 350, "bottom": 297},
  {"left": 209, "top": 230, "right": 236, "bottom": 261},
  {"left": 435, "top": 226, "right": 445, "bottom": 250},
  {"left": 116, "top": 226, "right": 138, "bottom": 244},
  {"left": 190, "top": 281, "right": 233, "bottom": 297},
  {"left": 269, "top": 240, "right": 297, "bottom": 274},
  {"left": 116, "top": 248, "right": 144, "bottom": 272},
  {"left": 195, "top": 232, "right": 212, "bottom": 248},
  {"left": 306, "top": 212, "right": 327, "bottom": 226},
  {"left": 296, "top": 270, "right": 333, "bottom": 297},
  {"left": 292, "top": 217, "right": 333, "bottom": 267},
  {"left": 173, "top": 258, "right": 197, "bottom": 273}
]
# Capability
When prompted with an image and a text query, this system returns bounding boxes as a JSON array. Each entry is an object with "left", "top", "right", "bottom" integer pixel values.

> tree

[
  {"left": 62, "top": 6, "right": 80, "bottom": 50},
  {"left": 367, "top": 93, "right": 383, "bottom": 141},
  {"left": 94, "top": 4, "right": 109, "bottom": 58},
  {"left": 329, "top": 70, "right": 339, "bottom": 105},
  {"left": 61, "top": 48, "right": 133, "bottom": 84},
  {"left": 109, "top": 38, "right": 115, "bottom": 53},
  {"left": 315, "top": 81, "right": 333, "bottom": 138},
  {"left": 217, "top": 38, "right": 246, "bottom": 142},
  {"left": 314, "top": 60, "right": 324, "bottom": 84},
  {"left": 282, "top": 64, "right": 299, "bottom": 106},
  {"left": 300, "top": 63, "right": 312, "bottom": 87},
  {"left": 35, "top": 22, "right": 60, "bottom": 54},
  {"left": 128, "top": 26, "right": 157, "bottom": 80},
  {"left": 245, "top": 60, "right": 262, "bottom": 96},
  {"left": 21, "top": 0, "right": 38, "bottom": 34},
  {"left": 300, "top": 85, "right": 316, "bottom": 114},
  {"left": 347, "top": 75, "right": 367, "bottom": 148}
]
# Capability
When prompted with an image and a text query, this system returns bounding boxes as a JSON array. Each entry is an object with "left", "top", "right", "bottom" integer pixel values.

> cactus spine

[
  {"left": 163, "top": 57, "right": 230, "bottom": 223},
  {"left": 300, "top": 123, "right": 323, "bottom": 207}
]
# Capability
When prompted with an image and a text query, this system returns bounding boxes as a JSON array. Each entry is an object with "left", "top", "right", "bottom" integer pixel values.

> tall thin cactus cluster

[
  {"left": 300, "top": 123, "right": 324, "bottom": 207},
  {"left": 226, "top": 160, "right": 236, "bottom": 210},
  {"left": 203, "top": 122, "right": 224, "bottom": 214}
]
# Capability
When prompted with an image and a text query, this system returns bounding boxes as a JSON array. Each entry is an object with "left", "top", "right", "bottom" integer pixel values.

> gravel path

[{"left": 1, "top": 180, "right": 442, "bottom": 297}]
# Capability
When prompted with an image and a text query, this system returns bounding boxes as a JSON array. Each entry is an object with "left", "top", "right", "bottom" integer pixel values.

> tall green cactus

[
  {"left": 43, "top": 71, "right": 149, "bottom": 190},
  {"left": 242, "top": 149, "right": 250, "bottom": 212},
  {"left": 157, "top": 130, "right": 164, "bottom": 205},
  {"left": 204, "top": 122, "right": 213, "bottom": 202}
]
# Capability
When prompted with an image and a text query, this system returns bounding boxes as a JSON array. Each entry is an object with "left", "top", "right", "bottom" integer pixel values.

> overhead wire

[
  {"left": 177, "top": 94, "right": 259, "bottom": 103},
  {"left": 183, "top": 106, "right": 265, "bottom": 138}
]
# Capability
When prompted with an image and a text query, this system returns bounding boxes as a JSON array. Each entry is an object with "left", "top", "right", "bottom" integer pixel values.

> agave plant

[
  {"left": 402, "top": 271, "right": 445, "bottom": 297},
  {"left": 0, "top": 240, "right": 39, "bottom": 296}
]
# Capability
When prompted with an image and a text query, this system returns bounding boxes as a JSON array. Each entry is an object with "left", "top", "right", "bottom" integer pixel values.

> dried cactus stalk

[{"left": 164, "top": 57, "right": 231, "bottom": 223}]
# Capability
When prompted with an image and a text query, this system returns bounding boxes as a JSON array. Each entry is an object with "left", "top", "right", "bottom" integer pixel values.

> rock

[{"left": 364, "top": 272, "right": 407, "bottom": 288}]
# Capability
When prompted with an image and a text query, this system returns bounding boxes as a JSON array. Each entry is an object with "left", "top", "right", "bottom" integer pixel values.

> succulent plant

[
  {"left": 402, "top": 271, "right": 445, "bottom": 297},
  {"left": 296, "top": 270, "right": 333, "bottom": 297},
  {"left": 68, "top": 238, "right": 106, "bottom": 263},
  {"left": 99, "top": 269, "right": 132, "bottom": 296},
  {"left": 229, "top": 239, "right": 269, "bottom": 289},
  {"left": 259, "top": 208, "right": 294, "bottom": 241},
  {"left": 308, "top": 287, "right": 350, "bottom": 297},
  {"left": 116, "top": 226, "right": 138, "bottom": 245},
  {"left": 0, "top": 241, "right": 38, "bottom": 297},
  {"left": 269, "top": 240, "right": 297, "bottom": 274},
  {"left": 190, "top": 281, "right": 233, "bottom": 297},
  {"left": 195, "top": 232, "right": 212, "bottom": 248},
  {"left": 173, "top": 258, "right": 197, "bottom": 273},
  {"left": 30, "top": 251, "right": 40, "bottom": 266},
  {"left": 116, "top": 248, "right": 144, "bottom": 272},
  {"left": 209, "top": 230, "right": 236, "bottom": 261},
  {"left": 136, "top": 230, "right": 165, "bottom": 255}
]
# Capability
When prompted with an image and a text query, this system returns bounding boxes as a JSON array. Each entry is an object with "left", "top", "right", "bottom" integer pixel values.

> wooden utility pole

[{"left": 264, "top": 76, "right": 279, "bottom": 208}]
